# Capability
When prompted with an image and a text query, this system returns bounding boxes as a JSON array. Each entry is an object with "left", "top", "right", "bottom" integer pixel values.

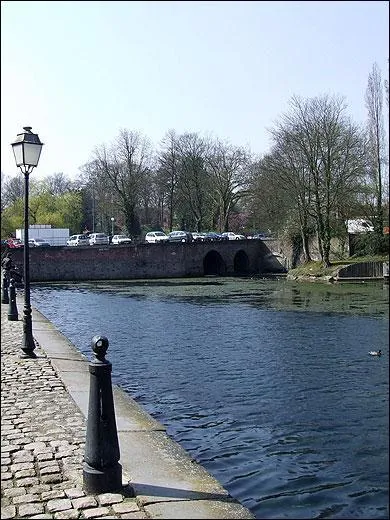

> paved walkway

[
  {"left": 1, "top": 303, "right": 148, "bottom": 520},
  {"left": 1, "top": 298, "right": 254, "bottom": 519}
]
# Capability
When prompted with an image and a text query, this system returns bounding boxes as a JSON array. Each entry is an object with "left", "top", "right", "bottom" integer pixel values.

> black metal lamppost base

[
  {"left": 20, "top": 347, "right": 37, "bottom": 359},
  {"left": 83, "top": 462, "right": 123, "bottom": 494}
]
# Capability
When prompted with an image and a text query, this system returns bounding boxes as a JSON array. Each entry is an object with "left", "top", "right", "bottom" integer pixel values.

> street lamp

[
  {"left": 111, "top": 217, "right": 115, "bottom": 236},
  {"left": 11, "top": 127, "right": 43, "bottom": 358}
]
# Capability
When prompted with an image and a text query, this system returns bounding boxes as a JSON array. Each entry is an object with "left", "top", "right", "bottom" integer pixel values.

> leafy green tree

[
  {"left": 0, "top": 175, "right": 84, "bottom": 237},
  {"left": 1, "top": 199, "right": 24, "bottom": 237},
  {"left": 54, "top": 191, "right": 84, "bottom": 233}
]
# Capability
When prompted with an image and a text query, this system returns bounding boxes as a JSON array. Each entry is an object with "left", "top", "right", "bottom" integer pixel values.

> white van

[
  {"left": 145, "top": 231, "right": 169, "bottom": 243},
  {"left": 346, "top": 219, "right": 374, "bottom": 233}
]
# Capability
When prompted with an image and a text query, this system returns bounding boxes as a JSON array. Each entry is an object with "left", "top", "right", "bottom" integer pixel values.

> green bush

[{"left": 352, "top": 233, "right": 389, "bottom": 256}]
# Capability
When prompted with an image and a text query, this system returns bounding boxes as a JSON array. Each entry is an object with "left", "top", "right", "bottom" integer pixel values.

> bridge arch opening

[
  {"left": 203, "top": 251, "right": 227, "bottom": 276},
  {"left": 234, "top": 250, "right": 250, "bottom": 275}
]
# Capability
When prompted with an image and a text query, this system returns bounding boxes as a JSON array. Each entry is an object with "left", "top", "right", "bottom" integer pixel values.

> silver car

[
  {"left": 67, "top": 234, "right": 90, "bottom": 246},
  {"left": 89, "top": 233, "right": 109, "bottom": 246},
  {"left": 29, "top": 237, "right": 51, "bottom": 247},
  {"left": 191, "top": 232, "right": 206, "bottom": 242},
  {"left": 168, "top": 231, "right": 193, "bottom": 243}
]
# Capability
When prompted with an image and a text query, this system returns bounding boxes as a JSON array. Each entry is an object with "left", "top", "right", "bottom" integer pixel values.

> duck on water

[{"left": 369, "top": 350, "right": 382, "bottom": 356}]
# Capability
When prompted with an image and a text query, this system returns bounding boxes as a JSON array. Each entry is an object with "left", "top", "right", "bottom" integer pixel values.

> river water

[{"left": 30, "top": 278, "right": 389, "bottom": 519}]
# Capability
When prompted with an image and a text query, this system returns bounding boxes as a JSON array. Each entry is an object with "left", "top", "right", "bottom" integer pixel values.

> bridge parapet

[{"left": 8, "top": 239, "right": 286, "bottom": 282}]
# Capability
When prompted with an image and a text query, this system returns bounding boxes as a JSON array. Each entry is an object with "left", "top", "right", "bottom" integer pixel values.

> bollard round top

[{"left": 91, "top": 335, "right": 109, "bottom": 361}]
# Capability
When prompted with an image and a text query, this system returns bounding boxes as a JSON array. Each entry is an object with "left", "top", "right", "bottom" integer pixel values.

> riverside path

[{"left": 1, "top": 295, "right": 254, "bottom": 519}]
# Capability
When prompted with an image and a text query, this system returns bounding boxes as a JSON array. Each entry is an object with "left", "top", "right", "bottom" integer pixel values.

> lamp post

[
  {"left": 111, "top": 217, "right": 115, "bottom": 236},
  {"left": 11, "top": 127, "right": 43, "bottom": 358}
]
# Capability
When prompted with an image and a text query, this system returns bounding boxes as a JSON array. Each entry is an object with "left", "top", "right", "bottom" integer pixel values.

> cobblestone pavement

[{"left": 1, "top": 303, "right": 149, "bottom": 520}]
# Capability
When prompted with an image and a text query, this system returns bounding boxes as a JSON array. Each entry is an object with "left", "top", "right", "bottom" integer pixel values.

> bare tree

[
  {"left": 206, "top": 139, "right": 251, "bottom": 232},
  {"left": 269, "top": 95, "right": 366, "bottom": 266},
  {"left": 365, "top": 62, "right": 386, "bottom": 235},
  {"left": 1, "top": 172, "right": 25, "bottom": 211},
  {"left": 138, "top": 161, "right": 165, "bottom": 229},
  {"left": 91, "top": 129, "right": 153, "bottom": 237},
  {"left": 158, "top": 130, "right": 181, "bottom": 231},
  {"left": 43, "top": 172, "right": 73, "bottom": 196},
  {"left": 246, "top": 155, "right": 297, "bottom": 230},
  {"left": 175, "top": 133, "right": 212, "bottom": 231},
  {"left": 265, "top": 130, "right": 315, "bottom": 263}
]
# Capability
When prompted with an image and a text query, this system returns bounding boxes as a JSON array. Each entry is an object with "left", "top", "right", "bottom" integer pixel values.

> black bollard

[
  {"left": 8, "top": 278, "right": 18, "bottom": 321},
  {"left": 83, "top": 335, "right": 122, "bottom": 494},
  {"left": 2, "top": 272, "right": 9, "bottom": 304}
]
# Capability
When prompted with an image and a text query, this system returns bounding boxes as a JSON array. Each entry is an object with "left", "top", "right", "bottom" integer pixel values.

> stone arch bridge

[{"left": 9, "top": 239, "right": 287, "bottom": 282}]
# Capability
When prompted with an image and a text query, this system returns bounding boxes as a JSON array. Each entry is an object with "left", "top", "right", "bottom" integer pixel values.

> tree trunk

[{"left": 301, "top": 230, "right": 312, "bottom": 263}]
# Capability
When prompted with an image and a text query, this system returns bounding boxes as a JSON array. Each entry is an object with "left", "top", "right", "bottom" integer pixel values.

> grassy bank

[{"left": 288, "top": 255, "right": 389, "bottom": 279}]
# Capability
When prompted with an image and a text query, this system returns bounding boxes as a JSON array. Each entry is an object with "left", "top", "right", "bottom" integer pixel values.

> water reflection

[
  {"left": 30, "top": 278, "right": 389, "bottom": 519},
  {"left": 39, "top": 277, "right": 389, "bottom": 317}
]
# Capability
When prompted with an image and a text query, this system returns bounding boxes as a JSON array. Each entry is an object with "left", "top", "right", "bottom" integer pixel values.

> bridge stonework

[{"left": 8, "top": 239, "right": 287, "bottom": 282}]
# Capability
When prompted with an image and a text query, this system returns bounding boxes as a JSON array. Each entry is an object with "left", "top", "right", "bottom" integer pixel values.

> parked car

[
  {"left": 221, "top": 232, "right": 245, "bottom": 240},
  {"left": 111, "top": 234, "right": 132, "bottom": 245},
  {"left": 252, "top": 232, "right": 272, "bottom": 240},
  {"left": 89, "top": 233, "right": 110, "bottom": 246},
  {"left": 6, "top": 238, "right": 24, "bottom": 249},
  {"left": 204, "top": 232, "right": 228, "bottom": 242},
  {"left": 67, "top": 234, "right": 90, "bottom": 246},
  {"left": 145, "top": 231, "right": 169, "bottom": 243},
  {"left": 191, "top": 232, "right": 206, "bottom": 242},
  {"left": 168, "top": 231, "right": 193, "bottom": 243},
  {"left": 29, "top": 238, "right": 51, "bottom": 247}
]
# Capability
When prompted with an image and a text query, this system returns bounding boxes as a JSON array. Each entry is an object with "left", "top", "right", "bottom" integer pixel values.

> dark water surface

[{"left": 30, "top": 278, "right": 389, "bottom": 519}]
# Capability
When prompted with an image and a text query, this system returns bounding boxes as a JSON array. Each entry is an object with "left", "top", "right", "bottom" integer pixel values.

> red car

[{"left": 7, "top": 238, "right": 24, "bottom": 249}]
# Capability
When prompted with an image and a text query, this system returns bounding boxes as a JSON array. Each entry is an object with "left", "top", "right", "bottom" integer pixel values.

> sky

[{"left": 1, "top": 1, "right": 389, "bottom": 181}]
